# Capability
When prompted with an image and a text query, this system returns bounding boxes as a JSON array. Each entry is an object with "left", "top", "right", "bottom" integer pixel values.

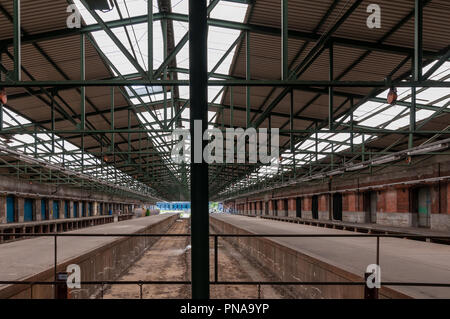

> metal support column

[
  {"left": 410, "top": 0, "right": 422, "bottom": 149},
  {"left": 13, "top": 0, "right": 21, "bottom": 81},
  {"left": 350, "top": 98, "right": 354, "bottom": 153},
  {"left": 80, "top": 34, "right": 86, "bottom": 130},
  {"left": 189, "top": 0, "right": 209, "bottom": 300},
  {"left": 51, "top": 90, "right": 56, "bottom": 153},
  {"left": 329, "top": 42, "right": 334, "bottom": 130},
  {"left": 111, "top": 87, "right": 114, "bottom": 153},
  {"left": 281, "top": 0, "right": 288, "bottom": 80},
  {"left": 148, "top": 0, "right": 153, "bottom": 79},
  {"left": 290, "top": 89, "right": 296, "bottom": 177},
  {"left": 246, "top": 31, "right": 251, "bottom": 128},
  {"left": 230, "top": 87, "right": 234, "bottom": 127},
  {"left": 162, "top": 18, "right": 168, "bottom": 127},
  {"left": 290, "top": 89, "right": 294, "bottom": 152}
]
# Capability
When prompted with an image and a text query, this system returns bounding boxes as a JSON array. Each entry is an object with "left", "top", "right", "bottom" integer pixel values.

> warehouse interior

[{"left": 0, "top": 0, "right": 449, "bottom": 300}]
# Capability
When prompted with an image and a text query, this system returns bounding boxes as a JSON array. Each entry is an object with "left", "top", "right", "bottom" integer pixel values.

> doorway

[
  {"left": 364, "top": 192, "right": 377, "bottom": 223},
  {"left": 332, "top": 193, "right": 343, "bottom": 221},
  {"left": 369, "top": 192, "right": 377, "bottom": 223},
  {"left": 41, "top": 199, "right": 48, "bottom": 220},
  {"left": 273, "top": 200, "right": 278, "bottom": 216},
  {"left": 312, "top": 195, "right": 318, "bottom": 219},
  {"left": 24, "top": 198, "right": 34, "bottom": 222},
  {"left": 283, "top": 199, "right": 289, "bottom": 217},
  {"left": 413, "top": 187, "right": 431, "bottom": 228},
  {"left": 53, "top": 201, "right": 60, "bottom": 219},
  {"left": 73, "top": 202, "right": 79, "bottom": 218},
  {"left": 296, "top": 197, "right": 302, "bottom": 218},
  {"left": 64, "top": 201, "right": 70, "bottom": 218},
  {"left": 82, "top": 202, "right": 86, "bottom": 217},
  {"left": 6, "top": 195, "right": 16, "bottom": 223}
]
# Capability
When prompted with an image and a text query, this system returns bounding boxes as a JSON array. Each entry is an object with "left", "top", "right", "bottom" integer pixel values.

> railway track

[{"left": 102, "top": 218, "right": 286, "bottom": 299}]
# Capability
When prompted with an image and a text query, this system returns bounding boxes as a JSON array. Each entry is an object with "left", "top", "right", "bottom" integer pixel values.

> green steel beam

[
  {"left": 1, "top": 13, "right": 439, "bottom": 59},
  {"left": 0, "top": 79, "right": 447, "bottom": 87},
  {"left": 281, "top": 0, "right": 288, "bottom": 80},
  {"left": 13, "top": 0, "right": 20, "bottom": 81}
]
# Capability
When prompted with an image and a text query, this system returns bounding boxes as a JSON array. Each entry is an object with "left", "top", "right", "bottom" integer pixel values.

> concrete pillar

[
  {"left": 69, "top": 201, "right": 74, "bottom": 218},
  {"left": 288, "top": 198, "right": 296, "bottom": 217},
  {"left": 35, "top": 198, "right": 42, "bottom": 221},
  {"left": 268, "top": 200, "right": 274, "bottom": 216},
  {"left": 60, "top": 200, "right": 65, "bottom": 219},
  {"left": 319, "top": 195, "right": 329, "bottom": 220},
  {"left": 302, "top": 196, "right": 312, "bottom": 219},
  {"left": 48, "top": 199, "right": 54, "bottom": 220},
  {"left": 17, "top": 197, "right": 24, "bottom": 223},
  {"left": 0, "top": 195, "right": 6, "bottom": 224},
  {"left": 94, "top": 202, "right": 98, "bottom": 216},
  {"left": 278, "top": 199, "right": 284, "bottom": 217}
]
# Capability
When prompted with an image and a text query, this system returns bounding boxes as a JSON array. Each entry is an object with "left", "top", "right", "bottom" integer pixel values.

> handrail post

[
  {"left": 214, "top": 236, "right": 218, "bottom": 283},
  {"left": 376, "top": 236, "right": 380, "bottom": 266},
  {"left": 139, "top": 282, "right": 143, "bottom": 299}
]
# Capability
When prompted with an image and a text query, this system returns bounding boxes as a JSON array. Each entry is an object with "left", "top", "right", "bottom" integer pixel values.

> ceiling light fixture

[
  {"left": 328, "top": 169, "right": 344, "bottom": 176},
  {"left": 371, "top": 155, "right": 400, "bottom": 165},
  {"left": 387, "top": 87, "right": 398, "bottom": 105},
  {"left": 0, "top": 88, "right": 7, "bottom": 104},
  {"left": 407, "top": 143, "right": 449, "bottom": 156},
  {"left": 84, "top": 0, "right": 114, "bottom": 12},
  {"left": 346, "top": 164, "right": 366, "bottom": 171}
]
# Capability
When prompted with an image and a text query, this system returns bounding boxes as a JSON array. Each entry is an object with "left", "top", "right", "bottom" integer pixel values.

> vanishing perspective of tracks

[{"left": 103, "top": 218, "right": 286, "bottom": 299}]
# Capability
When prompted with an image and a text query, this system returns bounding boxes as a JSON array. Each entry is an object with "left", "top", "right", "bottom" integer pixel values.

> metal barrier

[{"left": 0, "top": 232, "right": 449, "bottom": 299}]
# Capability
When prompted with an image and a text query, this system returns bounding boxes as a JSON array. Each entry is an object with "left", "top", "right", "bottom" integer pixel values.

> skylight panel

[
  {"left": 172, "top": 0, "right": 188, "bottom": 14},
  {"left": 416, "top": 88, "right": 449, "bottom": 105},
  {"left": 210, "top": 1, "right": 248, "bottom": 22},
  {"left": 91, "top": 30, "right": 138, "bottom": 75},
  {"left": 126, "top": 85, "right": 163, "bottom": 96}
]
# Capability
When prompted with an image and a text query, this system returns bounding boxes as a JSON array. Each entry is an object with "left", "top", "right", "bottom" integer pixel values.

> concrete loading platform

[
  {"left": 0, "top": 214, "right": 178, "bottom": 299},
  {"left": 258, "top": 215, "right": 450, "bottom": 244},
  {"left": 0, "top": 216, "right": 116, "bottom": 243},
  {"left": 211, "top": 214, "right": 450, "bottom": 299}
]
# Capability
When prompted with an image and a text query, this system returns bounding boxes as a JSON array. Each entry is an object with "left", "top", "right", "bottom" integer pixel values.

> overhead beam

[{"left": 0, "top": 13, "right": 439, "bottom": 59}]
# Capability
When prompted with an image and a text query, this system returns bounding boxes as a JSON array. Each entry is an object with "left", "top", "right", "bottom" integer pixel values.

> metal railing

[{"left": 0, "top": 232, "right": 449, "bottom": 299}]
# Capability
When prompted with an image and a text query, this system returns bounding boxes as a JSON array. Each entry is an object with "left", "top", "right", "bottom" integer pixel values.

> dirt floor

[{"left": 102, "top": 218, "right": 287, "bottom": 299}]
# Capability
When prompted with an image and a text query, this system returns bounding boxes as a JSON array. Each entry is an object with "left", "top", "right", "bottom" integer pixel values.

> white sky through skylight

[{"left": 72, "top": 0, "right": 248, "bottom": 179}]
